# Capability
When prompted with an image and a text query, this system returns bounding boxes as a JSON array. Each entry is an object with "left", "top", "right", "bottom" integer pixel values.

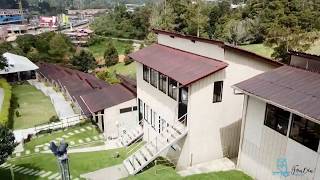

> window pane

[
  {"left": 290, "top": 114, "right": 320, "bottom": 151},
  {"left": 264, "top": 104, "right": 290, "bottom": 136},
  {"left": 168, "top": 78, "right": 177, "bottom": 100},
  {"left": 150, "top": 69, "right": 158, "bottom": 87},
  {"left": 143, "top": 65, "right": 150, "bottom": 83},
  {"left": 158, "top": 73, "right": 167, "bottom": 94},
  {"left": 213, "top": 81, "right": 223, "bottom": 103}
]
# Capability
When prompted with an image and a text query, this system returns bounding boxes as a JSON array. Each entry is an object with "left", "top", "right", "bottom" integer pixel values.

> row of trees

[
  {"left": 150, "top": 0, "right": 320, "bottom": 60},
  {"left": 91, "top": 4, "right": 151, "bottom": 40}
]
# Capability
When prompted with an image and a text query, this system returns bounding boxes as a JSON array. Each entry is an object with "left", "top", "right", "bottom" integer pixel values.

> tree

[
  {"left": 16, "top": 34, "right": 36, "bottom": 54},
  {"left": 48, "top": 33, "right": 71, "bottom": 61},
  {"left": 104, "top": 42, "right": 118, "bottom": 67},
  {"left": 71, "top": 50, "right": 97, "bottom": 72},
  {"left": 0, "top": 125, "right": 17, "bottom": 165}
]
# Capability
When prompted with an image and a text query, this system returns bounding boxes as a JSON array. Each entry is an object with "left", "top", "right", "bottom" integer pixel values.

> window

[
  {"left": 150, "top": 69, "right": 158, "bottom": 87},
  {"left": 168, "top": 78, "right": 177, "bottom": 100},
  {"left": 143, "top": 65, "right": 150, "bottom": 83},
  {"left": 213, "top": 81, "right": 223, "bottom": 103},
  {"left": 120, "top": 107, "right": 132, "bottom": 114},
  {"left": 289, "top": 114, "right": 320, "bottom": 151},
  {"left": 264, "top": 104, "right": 290, "bottom": 136},
  {"left": 158, "top": 73, "right": 167, "bottom": 94},
  {"left": 133, "top": 106, "right": 137, "bottom": 111}
]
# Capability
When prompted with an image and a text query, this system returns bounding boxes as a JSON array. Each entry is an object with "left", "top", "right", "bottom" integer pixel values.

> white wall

[
  {"left": 239, "top": 96, "right": 320, "bottom": 180},
  {"left": 136, "top": 62, "right": 179, "bottom": 142},
  {"left": 100, "top": 99, "right": 137, "bottom": 138},
  {"left": 137, "top": 33, "right": 279, "bottom": 170},
  {"left": 157, "top": 34, "right": 225, "bottom": 61}
]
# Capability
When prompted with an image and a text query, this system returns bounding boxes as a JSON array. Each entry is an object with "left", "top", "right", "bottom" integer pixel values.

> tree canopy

[
  {"left": 104, "top": 41, "right": 119, "bottom": 67},
  {"left": 72, "top": 50, "right": 97, "bottom": 72},
  {"left": 0, "top": 125, "right": 17, "bottom": 165}
]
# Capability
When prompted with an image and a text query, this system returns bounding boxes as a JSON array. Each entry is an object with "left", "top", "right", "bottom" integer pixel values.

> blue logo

[
  {"left": 272, "top": 158, "right": 314, "bottom": 177},
  {"left": 272, "top": 158, "right": 290, "bottom": 177}
]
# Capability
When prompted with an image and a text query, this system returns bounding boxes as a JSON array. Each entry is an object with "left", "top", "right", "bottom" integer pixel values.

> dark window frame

[
  {"left": 213, "top": 81, "right": 223, "bottom": 103},
  {"left": 264, "top": 104, "right": 290, "bottom": 136},
  {"left": 158, "top": 73, "right": 167, "bottom": 94},
  {"left": 289, "top": 114, "right": 320, "bottom": 152},
  {"left": 168, "top": 78, "right": 178, "bottom": 100},
  {"left": 120, "top": 107, "right": 132, "bottom": 114},
  {"left": 150, "top": 68, "right": 158, "bottom": 88},
  {"left": 143, "top": 65, "right": 150, "bottom": 83}
]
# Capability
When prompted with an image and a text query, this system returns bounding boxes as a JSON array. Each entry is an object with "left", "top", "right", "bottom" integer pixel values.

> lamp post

[{"left": 49, "top": 139, "right": 70, "bottom": 180}]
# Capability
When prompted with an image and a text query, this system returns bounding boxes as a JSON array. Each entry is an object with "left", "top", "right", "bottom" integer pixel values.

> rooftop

[
  {"left": 38, "top": 63, "right": 136, "bottom": 115},
  {"left": 129, "top": 44, "right": 228, "bottom": 86},
  {"left": 0, "top": 53, "right": 39, "bottom": 74},
  {"left": 233, "top": 65, "right": 320, "bottom": 122}
]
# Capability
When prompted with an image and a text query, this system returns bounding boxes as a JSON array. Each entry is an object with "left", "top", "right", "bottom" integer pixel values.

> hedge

[{"left": 0, "top": 79, "right": 12, "bottom": 127}]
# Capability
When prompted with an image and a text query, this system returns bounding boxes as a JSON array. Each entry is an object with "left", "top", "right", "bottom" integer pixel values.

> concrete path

[
  {"left": 0, "top": 88, "right": 4, "bottom": 112},
  {"left": 177, "top": 157, "right": 235, "bottom": 177},
  {"left": 67, "top": 140, "right": 118, "bottom": 153},
  {"left": 28, "top": 80, "right": 75, "bottom": 118},
  {"left": 13, "top": 80, "right": 82, "bottom": 143},
  {"left": 81, "top": 164, "right": 129, "bottom": 180}
]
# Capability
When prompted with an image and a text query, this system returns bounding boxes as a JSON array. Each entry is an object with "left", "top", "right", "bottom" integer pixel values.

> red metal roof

[
  {"left": 233, "top": 65, "right": 320, "bottom": 122},
  {"left": 38, "top": 63, "right": 136, "bottom": 115},
  {"left": 80, "top": 84, "right": 136, "bottom": 113},
  {"left": 129, "top": 44, "right": 228, "bottom": 86}
]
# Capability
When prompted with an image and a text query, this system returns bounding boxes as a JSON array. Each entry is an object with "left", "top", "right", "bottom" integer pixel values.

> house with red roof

[
  {"left": 233, "top": 52, "right": 320, "bottom": 180},
  {"left": 121, "top": 29, "right": 282, "bottom": 175},
  {"left": 36, "top": 63, "right": 138, "bottom": 140}
]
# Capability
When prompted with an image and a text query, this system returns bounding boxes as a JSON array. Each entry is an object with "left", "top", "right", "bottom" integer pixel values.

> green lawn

[
  {"left": 23, "top": 122, "right": 104, "bottom": 151},
  {"left": 240, "top": 40, "right": 320, "bottom": 59},
  {"left": 1, "top": 148, "right": 127, "bottom": 180},
  {"left": 12, "top": 84, "right": 57, "bottom": 130},
  {"left": 240, "top": 44, "right": 274, "bottom": 58},
  {"left": 88, "top": 39, "right": 133, "bottom": 59},
  {"left": 108, "top": 62, "right": 136, "bottom": 79}
]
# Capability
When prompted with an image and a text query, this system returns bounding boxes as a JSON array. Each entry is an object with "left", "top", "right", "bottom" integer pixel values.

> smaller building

[
  {"left": 37, "top": 63, "right": 138, "bottom": 139},
  {"left": 0, "top": 52, "right": 38, "bottom": 82},
  {"left": 233, "top": 64, "right": 320, "bottom": 179}
]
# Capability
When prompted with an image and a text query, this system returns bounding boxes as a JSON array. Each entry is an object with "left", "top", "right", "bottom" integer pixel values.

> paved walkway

[
  {"left": 13, "top": 80, "right": 82, "bottom": 143},
  {"left": 81, "top": 164, "right": 129, "bottom": 180},
  {"left": 177, "top": 158, "right": 235, "bottom": 177}
]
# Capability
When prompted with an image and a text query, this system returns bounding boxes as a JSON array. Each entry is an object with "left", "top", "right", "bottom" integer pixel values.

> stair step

[
  {"left": 140, "top": 148, "right": 152, "bottom": 161},
  {"left": 145, "top": 143, "right": 157, "bottom": 156},
  {"left": 132, "top": 156, "right": 141, "bottom": 169},
  {"left": 124, "top": 160, "right": 135, "bottom": 174},
  {"left": 135, "top": 153, "right": 146, "bottom": 166}
]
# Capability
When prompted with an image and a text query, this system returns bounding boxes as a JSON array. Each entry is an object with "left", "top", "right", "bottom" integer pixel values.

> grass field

[
  {"left": 23, "top": 122, "right": 104, "bottom": 151},
  {"left": 88, "top": 39, "right": 133, "bottom": 60},
  {"left": 240, "top": 40, "right": 320, "bottom": 59},
  {"left": 108, "top": 62, "right": 136, "bottom": 79},
  {"left": 12, "top": 84, "right": 56, "bottom": 130}
]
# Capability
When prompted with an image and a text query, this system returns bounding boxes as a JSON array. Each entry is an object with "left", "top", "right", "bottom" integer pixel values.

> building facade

[
  {"left": 233, "top": 64, "right": 320, "bottom": 180},
  {"left": 128, "top": 29, "right": 282, "bottom": 171}
]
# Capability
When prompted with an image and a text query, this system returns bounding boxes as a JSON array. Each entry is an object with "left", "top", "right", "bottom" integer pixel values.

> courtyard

[{"left": 12, "top": 83, "right": 57, "bottom": 130}]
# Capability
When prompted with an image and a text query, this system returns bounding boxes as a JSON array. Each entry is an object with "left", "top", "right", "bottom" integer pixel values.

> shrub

[
  {"left": 49, "top": 115, "right": 60, "bottom": 123},
  {"left": 15, "top": 111, "right": 20, "bottom": 117},
  {"left": 0, "top": 79, "right": 12, "bottom": 127},
  {"left": 104, "top": 42, "right": 118, "bottom": 67},
  {"left": 124, "top": 56, "right": 133, "bottom": 65},
  {"left": 97, "top": 70, "right": 120, "bottom": 84}
]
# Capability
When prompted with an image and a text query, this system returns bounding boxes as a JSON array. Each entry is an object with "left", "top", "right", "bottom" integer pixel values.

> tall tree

[
  {"left": 0, "top": 126, "right": 17, "bottom": 165},
  {"left": 71, "top": 50, "right": 97, "bottom": 72},
  {"left": 48, "top": 34, "right": 71, "bottom": 61},
  {"left": 104, "top": 41, "right": 118, "bottom": 67}
]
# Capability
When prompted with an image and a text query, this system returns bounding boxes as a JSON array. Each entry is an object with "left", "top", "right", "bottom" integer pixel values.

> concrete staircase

[
  {"left": 117, "top": 126, "right": 144, "bottom": 147},
  {"left": 123, "top": 115, "right": 188, "bottom": 175}
]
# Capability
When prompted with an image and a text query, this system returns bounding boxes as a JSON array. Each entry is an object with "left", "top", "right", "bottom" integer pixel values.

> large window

[
  {"left": 264, "top": 104, "right": 290, "bottom": 135},
  {"left": 289, "top": 114, "right": 320, "bottom": 151},
  {"left": 150, "top": 69, "right": 158, "bottom": 87},
  {"left": 158, "top": 73, "right": 167, "bottom": 94},
  {"left": 168, "top": 78, "right": 177, "bottom": 100},
  {"left": 213, "top": 81, "right": 223, "bottom": 103},
  {"left": 143, "top": 65, "right": 150, "bottom": 83}
]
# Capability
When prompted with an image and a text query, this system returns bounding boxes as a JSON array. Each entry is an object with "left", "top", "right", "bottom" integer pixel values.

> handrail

[{"left": 126, "top": 135, "right": 144, "bottom": 156}]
